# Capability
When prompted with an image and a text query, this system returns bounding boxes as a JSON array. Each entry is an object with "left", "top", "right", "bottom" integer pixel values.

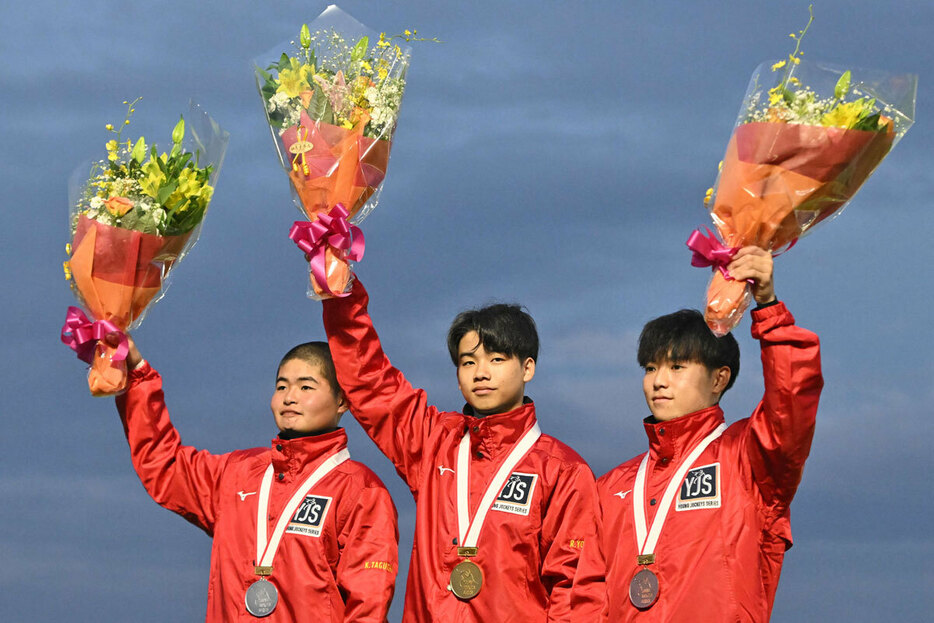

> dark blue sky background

[{"left": 2, "top": 1, "right": 931, "bottom": 620}]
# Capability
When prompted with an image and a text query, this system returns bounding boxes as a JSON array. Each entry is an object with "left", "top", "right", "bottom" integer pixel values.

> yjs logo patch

[
  {"left": 492, "top": 472, "right": 537, "bottom": 516},
  {"left": 676, "top": 463, "right": 721, "bottom": 511},
  {"left": 285, "top": 495, "right": 332, "bottom": 537}
]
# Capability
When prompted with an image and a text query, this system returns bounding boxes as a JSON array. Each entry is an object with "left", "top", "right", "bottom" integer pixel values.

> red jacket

[
  {"left": 322, "top": 281, "right": 607, "bottom": 622},
  {"left": 115, "top": 363, "right": 398, "bottom": 622},
  {"left": 598, "top": 302, "right": 822, "bottom": 622}
]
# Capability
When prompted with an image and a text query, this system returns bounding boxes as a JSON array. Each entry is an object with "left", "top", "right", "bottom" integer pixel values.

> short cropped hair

[
  {"left": 447, "top": 303, "right": 539, "bottom": 365},
  {"left": 637, "top": 309, "right": 740, "bottom": 394},
  {"left": 278, "top": 342, "right": 341, "bottom": 397}
]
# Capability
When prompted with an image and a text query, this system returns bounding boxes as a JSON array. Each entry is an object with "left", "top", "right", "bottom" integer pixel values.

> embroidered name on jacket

[
  {"left": 492, "top": 472, "right": 537, "bottom": 516},
  {"left": 286, "top": 495, "right": 332, "bottom": 536},
  {"left": 676, "top": 463, "right": 721, "bottom": 511}
]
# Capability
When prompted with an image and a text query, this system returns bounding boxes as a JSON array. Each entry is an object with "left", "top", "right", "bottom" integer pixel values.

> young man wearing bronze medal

[
  {"left": 598, "top": 247, "right": 823, "bottom": 621},
  {"left": 321, "top": 279, "right": 607, "bottom": 621},
  {"left": 108, "top": 338, "right": 399, "bottom": 621}
]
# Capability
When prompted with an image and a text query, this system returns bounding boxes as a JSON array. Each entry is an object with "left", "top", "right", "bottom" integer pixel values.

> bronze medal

[
  {"left": 628, "top": 567, "right": 659, "bottom": 609},
  {"left": 449, "top": 560, "right": 483, "bottom": 600}
]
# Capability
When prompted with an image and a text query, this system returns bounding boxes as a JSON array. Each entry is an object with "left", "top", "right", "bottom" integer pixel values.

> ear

[
  {"left": 711, "top": 365, "right": 731, "bottom": 396},
  {"left": 522, "top": 357, "right": 536, "bottom": 383},
  {"left": 336, "top": 391, "right": 349, "bottom": 416}
]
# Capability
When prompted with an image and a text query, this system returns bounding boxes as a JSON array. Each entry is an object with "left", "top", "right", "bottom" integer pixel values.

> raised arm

[
  {"left": 540, "top": 459, "right": 608, "bottom": 621},
  {"left": 113, "top": 337, "right": 229, "bottom": 534},
  {"left": 336, "top": 479, "right": 399, "bottom": 621},
  {"left": 727, "top": 248, "right": 823, "bottom": 509},
  {"left": 321, "top": 279, "right": 440, "bottom": 489}
]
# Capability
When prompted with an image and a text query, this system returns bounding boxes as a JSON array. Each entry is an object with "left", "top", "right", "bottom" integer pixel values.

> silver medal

[{"left": 245, "top": 578, "right": 278, "bottom": 617}]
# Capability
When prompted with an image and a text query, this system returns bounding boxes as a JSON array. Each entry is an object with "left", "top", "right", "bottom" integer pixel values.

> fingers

[
  {"left": 727, "top": 246, "right": 776, "bottom": 304},
  {"left": 105, "top": 332, "right": 143, "bottom": 369}
]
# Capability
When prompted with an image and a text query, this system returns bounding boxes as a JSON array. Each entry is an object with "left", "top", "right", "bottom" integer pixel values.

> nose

[
  {"left": 652, "top": 368, "right": 669, "bottom": 389},
  {"left": 473, "top": 360, "right": 491, "bottom": 381},
  {"left": 283, "top": 385, "right": 298, "bottom": 404}
]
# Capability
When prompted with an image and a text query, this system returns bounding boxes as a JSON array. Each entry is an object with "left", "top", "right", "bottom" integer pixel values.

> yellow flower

[
  {"left": 771, "top": 60, "right": 786, "bottom": 71},
  {"left": 105, "top": 124, "right": 114, "bottom": 131},
  {"left": 820, "top": 100, "right": 866, "bottom": 128},
  {"left": 140, "top": 156, "right": 168, "bottom": 198},
  {"left": 276, "top": 58, "right": 315, "bottom": 98},
  {"left": 65, "top": 243, "right": 72, "bottom": 255},
  {"left": 360, "top": 60, "right": 372, "bottom": 73},
  {"left": 63, "top": 261, "right": 72, "bottom": 280}
]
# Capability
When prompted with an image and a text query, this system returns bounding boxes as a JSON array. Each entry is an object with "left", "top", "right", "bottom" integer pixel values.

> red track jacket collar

[
  {"left": 460, "top": 400, "right": 537, "bottom": 460},
  {"left": 642, "top": 405, "right": 726, "bottom": 464},
  {"left": 269, "top": 428, "right": 348, "bottom": 481}
]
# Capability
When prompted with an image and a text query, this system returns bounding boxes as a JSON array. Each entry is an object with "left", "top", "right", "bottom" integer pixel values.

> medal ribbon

[
  {"left": 456, "top": 422, "right": 542, "bottom": 549},
  {"left": 633, "top": 423, "right": 727, "bottom": 558},
  {"left": 255, "top": 448, "right": 350, "bottom": 569}
]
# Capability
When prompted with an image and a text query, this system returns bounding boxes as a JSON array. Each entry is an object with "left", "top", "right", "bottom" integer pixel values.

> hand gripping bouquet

[
  {"left": 61, "top": 100, "right": 228, "bottom": 395},
  {"left": 690, "top": 12, "right": 917, "bottom": 335},
  {"left": 254, "top": 5, "right": 416, "bottom": 299}
]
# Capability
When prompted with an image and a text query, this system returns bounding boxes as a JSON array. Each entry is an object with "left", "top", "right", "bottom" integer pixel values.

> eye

[
  {"left": 301, "top": 385, "right": 313, "bottom": 391},
  {"left": 276, "top": 385, "right": 286, "bottom": 391},
  {"left": 461, "top": 360, "right": 475, "bottom": 367},
  {"left": 643, "top": 365, "right": 656, "bottom": 373}
]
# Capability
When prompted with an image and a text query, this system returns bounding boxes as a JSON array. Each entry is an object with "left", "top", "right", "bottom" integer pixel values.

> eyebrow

[{"left": 276, "top": 376, "right": 320, "bottom": 384}]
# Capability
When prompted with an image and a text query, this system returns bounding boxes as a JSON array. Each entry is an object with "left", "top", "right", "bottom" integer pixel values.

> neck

[{"left": 277, "top": 426, "right": 338, "bottom": 440}]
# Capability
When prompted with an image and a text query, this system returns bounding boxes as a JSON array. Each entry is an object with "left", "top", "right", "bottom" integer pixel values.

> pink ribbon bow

[
  {"left": 685, "top": 227, "right": 739, "bottom": 280},
  {"left": 288, "top": 203, "right": 365, "bottom": 297},
  {"left": 60, "top": 306, "right": 128, "bottom": 364}
]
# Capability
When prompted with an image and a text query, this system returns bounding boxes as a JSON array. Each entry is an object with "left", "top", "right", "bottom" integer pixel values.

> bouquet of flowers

[
  {"left": 254, "top": 5, "right": 420, "bottom": 298},
  {"left": 690, "top": 10, "right": 917, "bottom": 335},
  {"left": 61, "top": 100, "right": 228, "bottom": 395}
]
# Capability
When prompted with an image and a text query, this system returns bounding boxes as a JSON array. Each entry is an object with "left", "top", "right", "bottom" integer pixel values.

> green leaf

[
  {"left": 834, "top": 70, "right": 851, "bottom": 100},
  {"left": 351, "top": 36, "right": 369, "bottom": 63},
  {"left": 308, "top": 87, "right": 328, "bottom": 121},
  {"left": 156, "top": 179, "right": 178, "bottom": 205},
  {"left": 278, "top": 53, "right": 291, "bottom": 72},
  {"left": 782, "top": 86, "right": 795, "bottom": 104},
  {"left": 131, "top": 137, "right": 146, "bottom": 163}
]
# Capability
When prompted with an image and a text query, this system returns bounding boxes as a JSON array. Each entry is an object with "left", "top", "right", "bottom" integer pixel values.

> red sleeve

[
  {"left": 336, "top": 481, "right": 399, "bottom": 622},
  {"left": 743, "top": 302, "right": 823, "bottom": 514},
  {"left": 540, "top": 460, "right": 608, "bottom": 621},
  {"left": 322, "top": 280, "right": 441, "bottom": 489},
  {"left": 114, "top": 362, "right": 230, "bottom": 534}
]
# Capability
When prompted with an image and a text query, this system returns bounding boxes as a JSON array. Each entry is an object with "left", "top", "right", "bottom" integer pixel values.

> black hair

[
  {"left": 637, "top": 309, "right": 740, "bottom": 394},
  {"left": 447, "top": 303, "right": 539, "bottom": 365},
  {"left": 277, "top": 341, "right": 341, "bottom": 398}
]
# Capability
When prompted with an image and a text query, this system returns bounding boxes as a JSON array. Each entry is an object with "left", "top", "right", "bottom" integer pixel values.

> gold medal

[
  {"left": 449, "top": 560, "right": 483, "bottom": 600},
  {"left": 628, "top": 567, "right": 659, "bottom": 609}
]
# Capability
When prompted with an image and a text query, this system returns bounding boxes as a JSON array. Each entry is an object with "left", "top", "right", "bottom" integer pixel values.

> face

[
  {"left": 456, "top": 331, "right": 535, "bottom": 416},
  {"left": 642, "top": 359, "right": 730, "bottom": 422},
  {"left": 271, "top": 358, "right": 345, "bottom": 435}
]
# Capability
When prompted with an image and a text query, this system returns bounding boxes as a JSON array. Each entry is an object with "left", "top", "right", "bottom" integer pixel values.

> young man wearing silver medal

[
  {"left": 599, "top": 247, "right": 823, "bottom": 621},
  {"left": 110, "top": 338, "right": 398, "bottom": 621},
  {"left": 321, "top": 279, "right": 607, "bottom": 621}
]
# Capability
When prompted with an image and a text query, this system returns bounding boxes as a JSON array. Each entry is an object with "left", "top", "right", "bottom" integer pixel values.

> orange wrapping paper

[
  {"left": 705, "top": 120, "right": 894, "bottom": 334},
  {"left": 69, "top": 214, "right": 190, "bottom": 394},
  {"left": 281, "top": 115, "right": 389, "bottom": 296}
]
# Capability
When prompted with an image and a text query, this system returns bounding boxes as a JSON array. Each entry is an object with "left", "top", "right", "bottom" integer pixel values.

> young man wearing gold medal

[
  {"left": 321, "top": 279, "right": 607, "bottom": 621},
  {"left": 110, "top": 339, "right": 399, "bottom": 621},
  {"left": 599, "top": 247, "right": 823, "bottom": 621}
]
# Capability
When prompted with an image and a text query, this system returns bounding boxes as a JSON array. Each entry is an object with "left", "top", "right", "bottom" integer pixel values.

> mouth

[{"left": 473, "top": 386, "right": 495, "bottom": 396}]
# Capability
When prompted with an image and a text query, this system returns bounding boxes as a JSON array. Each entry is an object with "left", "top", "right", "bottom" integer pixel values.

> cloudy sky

[{"left": 2, "top": 0, "right": 931, "bottom": 620}]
